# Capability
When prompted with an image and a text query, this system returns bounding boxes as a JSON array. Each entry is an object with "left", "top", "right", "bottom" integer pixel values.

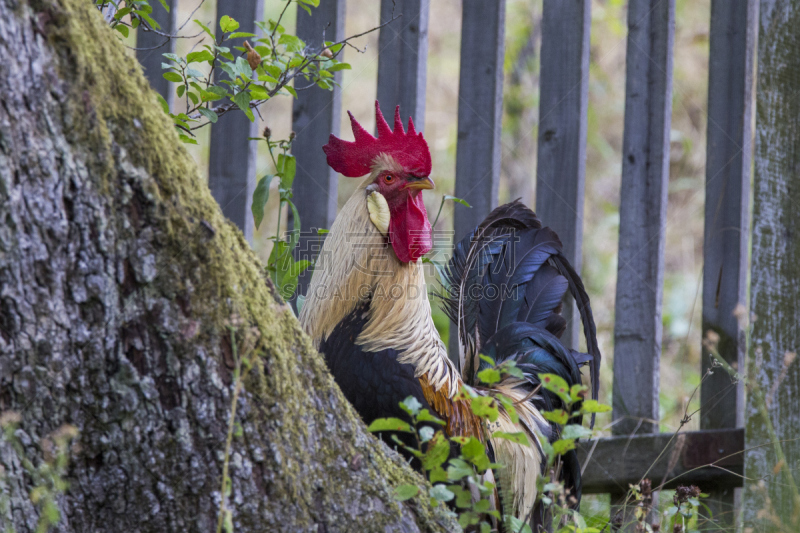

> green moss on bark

[{"left": 1, "top": 0, "right": 456, "bottom": 530}]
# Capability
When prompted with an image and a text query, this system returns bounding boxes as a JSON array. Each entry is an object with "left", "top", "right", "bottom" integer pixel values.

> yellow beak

[{"left": 404, "top": 176, "right": 435, "bottom": 190}]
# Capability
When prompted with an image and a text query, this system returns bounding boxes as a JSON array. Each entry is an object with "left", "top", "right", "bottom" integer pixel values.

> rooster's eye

[{"left": 384, "top": 174, "right": 394, "bottom": 183}]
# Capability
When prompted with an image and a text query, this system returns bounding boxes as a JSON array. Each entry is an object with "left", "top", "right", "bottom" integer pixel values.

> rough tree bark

[
  {"left": 743, "top": 0, "right": 800, "bottom": 529},
  {"left": 0, "top": 0, "right": 454, "bottom": 531}
]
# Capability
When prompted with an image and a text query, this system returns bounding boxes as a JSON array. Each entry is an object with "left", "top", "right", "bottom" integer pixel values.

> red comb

[{"left": 323, "top": 101, "right": 431, "bottom": 178}]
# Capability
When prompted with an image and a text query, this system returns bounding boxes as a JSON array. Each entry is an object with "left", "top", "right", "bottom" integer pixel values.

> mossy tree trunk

[
  {"left": 0, "top": 0, "right": 453, "bottom": 531},
  {"left": 743, "top": 0, "right": 800, "bottom": 530}
]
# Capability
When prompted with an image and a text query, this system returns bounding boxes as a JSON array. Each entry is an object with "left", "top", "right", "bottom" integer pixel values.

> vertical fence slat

[
  {"left": 453, "top": 0, "right": 505, "bottom": 241},
  {"left": 612, "top": 0, "right": 674, "bottom": 436},
  {"left": 701, "top": 0, "right": 757, "bottom": 524},
  {"left": 535, "top": 0, "right": 591, "bottom": 351},
  {"left": 612, "top": 1, "right": 674, "bottom": 523},
  {"left": 744, "top": 0, "right": 800, "bottom": 526},
  {"left": 376, "top": 0, "right": 428, "bottom": 127},
  {"left": 208, "top": 0, "right": 265, "bottom": 241},
  {"left": 136, "top": 0, "right": 177, "bottom": 104},
  {"left": 291, "top": 0, "right": 345, "bottom": 298},
  {"left": 450, "top": 0, "right": 505, "bottom": 364}
]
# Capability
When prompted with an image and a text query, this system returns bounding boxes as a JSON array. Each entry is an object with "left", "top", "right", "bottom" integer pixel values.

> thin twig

[{"left": 187, "top": 14, "right": 401, "bottom": 129}]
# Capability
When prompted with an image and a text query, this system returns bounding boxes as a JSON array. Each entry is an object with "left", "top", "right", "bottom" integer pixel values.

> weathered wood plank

[
  {"left": 743, "top": 0, "right": 800, "bottom": 529},
  {"left": 136, "top": 0, "right": 177, "bottom": 104},
  {"left": 291, "top": 0, "right": 345, "bottom": 298},
  {"left": 207, "top": 0, "right": 265, "bottom": 241},
  {"left": 535, "top": 0, "right": 591, "bottom": 351},
  {"left": 376, "top": 0, "right": 428, "bottom": 127},
  {"left": 452, "top": 0, "right": 505, "bottom": 243},
  {"left": 700, "top": 0, "right": 757, "bottom": 524},
  {"left": 578, "top": 429, "right": 744, "bottom": 495},
  {"left": 449, "top": 0, "right": 505, "bottom": 363},
  {"left": 612, "top": 0, "right": 675, "bottom": 437}
]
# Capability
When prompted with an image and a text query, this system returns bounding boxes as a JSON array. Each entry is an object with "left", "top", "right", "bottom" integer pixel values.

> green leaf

[
  {"left": 491, "top": 431, "right": 530, "bottom": 446},
  {"left": 258, "top": 74, "right": 279, "bottom": 84},
  {"left": 416, "top": 409, "right": 445, "bottom": 425},
  {"left": 429, "top": 484, "right": 455, "bottom": 503},
  {"left": 228, "top": 31, "right": 256, "bottom": 39},
  {"left": 284, "top": 200, "right": 302, "bottom": 252},
  {"left": 501, "top": 360, "right": 525, "bottom": 379},
  {"left": 542, "top": 409, "right": 570, "bottom": 425},
  {"left": 478, "top": 354, "right": 494, "bottom": 366},
  {"left": 399, "top": 396, "right": 423, "bottom": 416},
  {"left": 268, "top": 19, "right": 286, "bottom": 34},
  {"left": 367, "top": 418, "right": 412, "bottom": 433},
  {"left": 446, "top": 458, "right": 474, "bottom": 481},
  {"left": 156, "top": 94, "right": 169, "bottom": 114},
  {"left": 462, "top": 436, "right": 491, "bottom": 470},
  {"left": 157, "top": 0, "right": 169, "bottom": 12},
  {"left": 422, "top": 434, "right": 450, "bottom": 470},
  {"left": 325, "top": 62, "right": 351, "bottom": 72},
  {"left": 476, "top": 368, "right": 501, "bottom": 385},
  {"left": 114, "top": 7, "right": 132, "bottom": 19},
  {"left": 444, "top": 195, "right": 472, "bottom": 208},
  {"left": 539, "top": 373, "right": 571, "bottom": 404},
  {"left": 570, "top": 384, "right": 589, "bottom": 402},
  {"left": 187, "top": 50, "right": 215, "bottom": 64},
  {"left": 284, "top": 85, "right": 298, "bottom": 98},
  {"left": 580, "top": 400, "right": 612, "bottom": 414},
  {"left": 496, "top": 394, "right": 519, "bottom": 424},
  {"left": 251, "top": 175, "right": 273, "bottom": 230},
  {"left": 393, "top": 484, "right": 419, "bottom": 501},
  {"left": 198, "top": 107, "right": 218, "bottom": 124},
  {"left": 194, "top": 19, "right": 214, "bottom": 37},
  {"left": 278, "top": 34, "right": 305, "bottom": 53},
  {"left": 268, "top": 240, "right": 289, "bottom": 271},
  {"left": 278, "top": 258, "right": 310, "bottom": 300},
  {"left": 232, "top": 91, "right": 254, "bottom": 121},
  {"left": 470, "top": 396, "right": 499, "bottom": 422},
  {"left": 429, "top": 466, "right": 448, "bottom": 483},
  {"left": 176, "top": 84, "right": 185, "bottom": 97},
  {"left": 219, "top": 15, "right": 240, "bottom": 33},
  {"left": 234, "top": 56, "right": 253, "bottom": 81},
  {"left": 278, "top": 154, "right": 297, "bottom": 190},
  {"left": 551, "top": 439, "right": 576, "bottom": 455},
  {"left": 419, "top": 426, "right": 434, "bottom": 443},
  {"left": 186, "top": 67, "right": 205, "bottom": 79},
  {"left": 249, "top": 85, "right": 270, "bottom": 100},
  {"left": 163, "top": 71, "right": 183, "bottom": 83},
  {"left": 138, "top": 12, "right": 160, "bottom": 30},
  {"left": 114, "top": 24, "right": 129, "bottom": 38},
  {"left": 561, "top": 424, "right": 592, "bottom": 440},
  {"left": 178, "top": 134, "right": 198, "bottom": 145},
  {"left": 505, "top": 515, "right": 533, "bottom": 533}
]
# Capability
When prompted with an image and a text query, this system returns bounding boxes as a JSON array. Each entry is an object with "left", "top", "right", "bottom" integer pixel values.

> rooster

[{"left": 299, "top": 102, "right": 600, "bottom": 525}]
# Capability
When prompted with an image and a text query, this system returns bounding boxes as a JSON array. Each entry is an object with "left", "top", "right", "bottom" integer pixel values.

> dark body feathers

[
  {"left": 441, "top": 200, "right": 601, "bottom": 505},
  {"left": 319, "top": 301, "right": 438, "bottom": 458}
]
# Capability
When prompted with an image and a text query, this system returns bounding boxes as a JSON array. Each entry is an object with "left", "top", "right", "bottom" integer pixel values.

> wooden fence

[{"left": 139, "top": 0, "right": 760, "bottom": 527}]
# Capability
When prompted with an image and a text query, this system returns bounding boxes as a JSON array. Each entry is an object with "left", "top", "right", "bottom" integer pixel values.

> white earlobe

[{"left": 366, "top": 190, "right": 390, "bottom": 236}]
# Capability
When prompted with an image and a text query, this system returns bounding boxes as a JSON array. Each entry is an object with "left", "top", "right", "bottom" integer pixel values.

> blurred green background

[{"left": 162, "top": 0, "right": 711, "bottom": 456}]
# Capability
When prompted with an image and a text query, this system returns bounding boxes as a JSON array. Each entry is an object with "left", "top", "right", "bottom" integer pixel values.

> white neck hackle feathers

[{"left": 298, "top": 171, "right": 459, "bottom": 395}]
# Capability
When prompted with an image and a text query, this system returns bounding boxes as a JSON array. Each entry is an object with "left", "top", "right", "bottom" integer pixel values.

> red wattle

[{"left": 389, "top": 192, "right": 432, "bottom": 263}]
